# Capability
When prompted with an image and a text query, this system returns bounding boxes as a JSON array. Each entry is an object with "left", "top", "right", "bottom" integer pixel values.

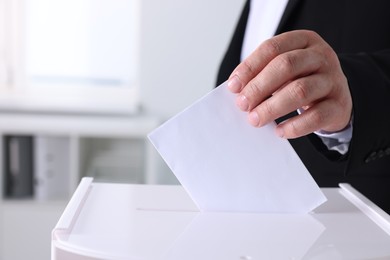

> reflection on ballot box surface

[{"left": 52, "top": 178, "right": 390, "bottom": 260}]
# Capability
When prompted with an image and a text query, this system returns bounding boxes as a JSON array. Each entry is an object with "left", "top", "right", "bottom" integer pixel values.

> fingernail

[
  {"left": 236, "top": 94, "right": 249, "bottom": 111},
  {"left": 227, "top": 75, "right": 242, "bottom": 92},
  {"left": 276, "top": 127, "right": 285, "bottom": 138},
  {"left": 248, "top": 111, "right": 260, "bottom": 126}
]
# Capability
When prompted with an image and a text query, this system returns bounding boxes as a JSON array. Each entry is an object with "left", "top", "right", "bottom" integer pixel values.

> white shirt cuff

[{"left": 297, "top": 108, "right": 353, "bottom": 155}]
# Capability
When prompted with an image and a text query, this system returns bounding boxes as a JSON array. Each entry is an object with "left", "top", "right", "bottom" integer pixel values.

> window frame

[{"left": 0, "top": 0, "right": 140, "bottom": 115}]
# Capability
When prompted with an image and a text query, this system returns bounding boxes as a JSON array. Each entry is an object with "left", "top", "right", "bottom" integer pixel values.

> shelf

[
  {"left": 0, "top": 112, "right": 163, "bottom": 204},
  {"left": 0, "top": 112, "right": 159, "bottom": 137},
  {"left": 0, "top": 198, "right": 68, "bottom": 207}
]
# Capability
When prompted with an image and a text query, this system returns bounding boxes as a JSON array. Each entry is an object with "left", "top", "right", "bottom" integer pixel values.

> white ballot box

[{"left": 51, "top": 178, "right": 390, "bottom": 260}]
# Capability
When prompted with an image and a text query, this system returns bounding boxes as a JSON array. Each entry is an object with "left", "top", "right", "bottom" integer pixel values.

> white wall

[{"left": 139, "top": 0, "right": 246, "bottom": 119}]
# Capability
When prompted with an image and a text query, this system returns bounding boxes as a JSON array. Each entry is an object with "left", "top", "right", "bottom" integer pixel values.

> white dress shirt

[{"left": 240, "top": 0, "right": 352, "bottom": 154}]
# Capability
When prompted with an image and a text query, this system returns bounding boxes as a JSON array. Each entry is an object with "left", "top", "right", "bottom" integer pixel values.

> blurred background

[{"left": 0, "top": 0, "right": 244, "bottom": 259}]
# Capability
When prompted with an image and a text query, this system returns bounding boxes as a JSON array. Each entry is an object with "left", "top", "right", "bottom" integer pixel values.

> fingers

[
  {"left": 226, "top": 30, "right": 352, "bottom": 138},
  {"left": 227, "top": 30, "right": 317, "bottom": 93},
  {"left": 247, "top": 74, "right": 332, "bottom": 127},
  {"left": 275, "top": 100, "right": 341, "bottom": 139},
  {"left": 235, "top": 48, "right": 325, "bottom": 112}
]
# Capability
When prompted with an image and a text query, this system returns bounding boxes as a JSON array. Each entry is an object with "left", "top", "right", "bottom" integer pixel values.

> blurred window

[{"left": 0, "top": 0, "right": 139, "bottom": 114}]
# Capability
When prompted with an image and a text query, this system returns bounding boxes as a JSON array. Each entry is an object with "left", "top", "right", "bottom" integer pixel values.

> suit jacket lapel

[{"left": 275, "top": 0, "right": 302, "bottom": 34}]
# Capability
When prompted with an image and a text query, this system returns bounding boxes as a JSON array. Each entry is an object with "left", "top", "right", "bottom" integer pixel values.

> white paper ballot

[{"left": 148, "top": 82, "right": 327, "bottom": 213}]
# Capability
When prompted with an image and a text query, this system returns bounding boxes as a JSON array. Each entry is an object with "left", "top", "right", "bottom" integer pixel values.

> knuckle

[
  {"left": 323, "top": 45, "right": 334, "bottom": 57},
  {"left": 246, "top": 80, "right": 262, "bottom": 98},
  {"left": 278, "top": 54, "right": 296, "bottom": 75},
  {"left": 305, "top": 30, "right": 320, "bottom": 40},
  {"left": 322, "top": 46, "right": 336, "bottom": 64},
  {"left": 261, "top": 99, "right": 275, "bottom": 117},
  {"left": 241, "top": 60, "right": 256, "bottom": 75},
  {"left": 263, "top": 38, "right": 282, "bottom": 57},
  {"left": 289, "top": 80, "right": 309, "bottom": 101}
]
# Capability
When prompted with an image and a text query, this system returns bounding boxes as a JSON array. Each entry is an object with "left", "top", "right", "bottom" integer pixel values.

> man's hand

[{"left": 227, "top": 30, "right": 352, "bottom": 139}]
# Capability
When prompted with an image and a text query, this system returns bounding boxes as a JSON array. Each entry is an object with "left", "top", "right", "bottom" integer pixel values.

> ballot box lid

[{"left": 51, "top": 178, "right": 390, "bottom": 260}]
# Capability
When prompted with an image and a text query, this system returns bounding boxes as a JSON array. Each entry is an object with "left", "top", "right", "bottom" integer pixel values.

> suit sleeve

[{"left": 338, "top": 50, "right": 390, "bottom": 176}]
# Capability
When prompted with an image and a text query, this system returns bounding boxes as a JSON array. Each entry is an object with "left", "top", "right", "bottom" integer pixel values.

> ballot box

[{"left": 51, "top": 177, "right": 390, "bottom": 260}]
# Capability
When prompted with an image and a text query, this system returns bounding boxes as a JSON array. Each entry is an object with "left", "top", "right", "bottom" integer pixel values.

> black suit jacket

[{"left": 217, "top": 0, "right": 390, "bottom": 213}]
